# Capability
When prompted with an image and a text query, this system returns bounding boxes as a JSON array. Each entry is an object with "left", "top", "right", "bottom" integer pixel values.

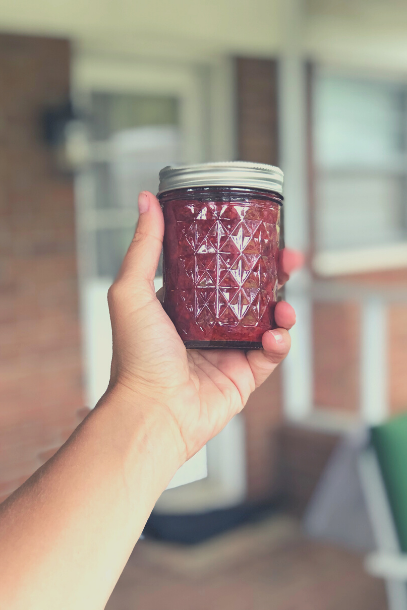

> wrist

[{"left": 98, "top": 382, "right": 187, "bottom": 476}]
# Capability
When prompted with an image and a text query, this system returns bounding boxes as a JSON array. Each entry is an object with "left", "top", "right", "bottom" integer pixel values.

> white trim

[
  {"left": 365, "top": 553, "right": 407, "bottom": 581},
  {"left": 360, "top": 298, "right": 388, "bottom": 425},
  {"left": 208, "top": 56, "right": 237, "bottom": 162},
  {"left": 314, "top": 243, "right": 407, "bottom": 277},
  {"left": 72, "top": 55, "right": 207, "bottom": 164},
  {"left": 295, "top": 408, "right": 360, "bottom": 434},
  {"left": 278, "top": 55, "right": 310, "bottom": 253},
  {"left": 282, "top": 291, "right": 313, "bottom": 421},
  {"left": 279, "top": 0, "right": 313, "bottom": 422}
]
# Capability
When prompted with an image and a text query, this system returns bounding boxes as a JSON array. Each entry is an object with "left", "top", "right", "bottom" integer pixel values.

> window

[
  {"left": 82, "top": 92, "right": 180, "bottom": 281},
  {"left": 313, "top": 72, "right": 407, "bottom": 274}
]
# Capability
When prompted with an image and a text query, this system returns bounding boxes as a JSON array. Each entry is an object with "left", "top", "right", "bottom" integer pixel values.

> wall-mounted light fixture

[{"left": 42, "top": 101, "right": 90, "bottom": 173}]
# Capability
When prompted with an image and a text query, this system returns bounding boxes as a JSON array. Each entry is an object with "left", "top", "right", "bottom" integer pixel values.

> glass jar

[{"left": 158, "top": 162, "right": 284, "bottom": 349}]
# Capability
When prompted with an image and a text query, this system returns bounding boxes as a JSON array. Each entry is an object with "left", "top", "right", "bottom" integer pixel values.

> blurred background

[{"left": 3, "top": 0, "right": 407, "bottom": 608}]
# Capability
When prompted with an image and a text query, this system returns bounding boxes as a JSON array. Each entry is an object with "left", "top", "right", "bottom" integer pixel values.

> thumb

[{"left": 117, "top": 191, "right": 164, "bottom": 287}]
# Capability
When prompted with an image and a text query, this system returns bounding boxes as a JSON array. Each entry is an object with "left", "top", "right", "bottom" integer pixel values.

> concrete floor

[{"left": 106, "top": 515, "right": 387, "bottom": 610}]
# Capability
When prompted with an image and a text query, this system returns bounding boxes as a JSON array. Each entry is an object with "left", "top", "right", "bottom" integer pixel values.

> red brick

[
  {"left": 276, "top": 425, "right": 339, "bottom": 514},
  {"left": 313, "top": 302, "right": 360, "bottom": 412},
  {"left": 0, "top": 33, "right": 84, "bottom": 494},
  {"left": 388, "top": 304, "right": 407, "bottom": 413},
  {"left": 236, "top": 57, "right": 279, "bottom": 166},
  {"left": 244, "top": 369, "right": 283, "bottom": 501}
]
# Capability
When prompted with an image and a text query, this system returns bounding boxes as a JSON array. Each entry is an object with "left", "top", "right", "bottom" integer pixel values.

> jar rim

[{"left": 158, "top": 161, "right": 284, "bottom": 195}]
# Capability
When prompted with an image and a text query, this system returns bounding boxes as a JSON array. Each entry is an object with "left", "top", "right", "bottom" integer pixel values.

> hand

[{"left": 107, "top": 191, "right": 303, "bottom": 466}]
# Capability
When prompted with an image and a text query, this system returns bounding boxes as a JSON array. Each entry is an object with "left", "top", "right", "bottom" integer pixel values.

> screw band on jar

[{"left": 158, "top": 162, "right": 284, "bottom": 350}]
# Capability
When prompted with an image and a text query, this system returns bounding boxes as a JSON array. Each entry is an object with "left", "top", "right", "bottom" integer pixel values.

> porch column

[{"left": 278, "top": 0, "right": 313, "bottom": 420}]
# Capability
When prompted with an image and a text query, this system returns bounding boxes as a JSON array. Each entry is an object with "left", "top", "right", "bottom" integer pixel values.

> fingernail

[
  {"left": 138, "top": 192, "right": 149, "bottom": 214},
  {"left": 270, "top": 330, "right": 283, "bottom": 343}
]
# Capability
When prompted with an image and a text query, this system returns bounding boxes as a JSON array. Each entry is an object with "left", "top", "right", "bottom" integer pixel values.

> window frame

[{"left": 312, "top": 65, "right": 407, "bottom": 277}]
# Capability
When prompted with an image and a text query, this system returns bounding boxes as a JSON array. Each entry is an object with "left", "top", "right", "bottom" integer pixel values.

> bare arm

[
  {"left": 0, "top": 191, "right": 301, "bottom": 609},
  {"left": 0, "top": 387, "right": 183, "bottom": 609}
]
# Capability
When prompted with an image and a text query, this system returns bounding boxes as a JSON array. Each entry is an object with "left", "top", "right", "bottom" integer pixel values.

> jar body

[{"left": 159, "top": 186, "right": 282, "bottom": 349}]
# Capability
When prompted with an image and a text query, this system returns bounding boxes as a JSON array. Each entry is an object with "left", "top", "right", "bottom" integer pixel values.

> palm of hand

[{"left": 110, "top": 286, "right": 288, "bottom": 460}]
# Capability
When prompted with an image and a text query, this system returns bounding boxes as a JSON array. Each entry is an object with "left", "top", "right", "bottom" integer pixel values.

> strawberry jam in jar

[{"left": 158, "top": 162, "right": 284, "bottom": 349}]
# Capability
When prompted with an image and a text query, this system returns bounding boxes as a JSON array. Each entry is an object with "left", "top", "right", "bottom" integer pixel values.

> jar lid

[{"left": 158, "top": 161, "right": 284, "bottom": 195}]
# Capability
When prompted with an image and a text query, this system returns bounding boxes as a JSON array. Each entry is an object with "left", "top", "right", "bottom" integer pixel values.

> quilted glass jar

[{"left": 158, "top": 162, "right": 284, "bottom": 349}]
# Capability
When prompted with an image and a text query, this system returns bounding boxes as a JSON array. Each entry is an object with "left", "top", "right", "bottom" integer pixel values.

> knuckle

[
  {"left": 133, "top": 229, "right": 162, "bottom": 247},
  {"left": 107, "top": 282, "right": 125, "bottom": 306},
  {"left": 273, "top": 343, "right": 291, "bottom": 363},
  {"left": 132, "top": 230, "right": 150, "bottom": 245},
  {"left": 131, "top": 232, "right": 145, "bottom": 245}
]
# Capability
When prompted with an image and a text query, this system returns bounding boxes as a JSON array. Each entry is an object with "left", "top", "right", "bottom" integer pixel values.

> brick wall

[
  {"left": 236, "top": 58, "right": 279, "bottom": 166},
  {"left": 244, "top": 374, "right": 283, "bottom": 500},
  {"left": 0, "top": 33, "right": 84, "bottom": 503},
  {"left": 343, "top": 271, "right": 407, "bottom": 415},
  {"left": 276, "top": 425, "right": 339, "bottom": 515},
  {"left": 314, "top": 272, "right": 407, "bottom": 416},
  {"left": 313, "top": 302, "right": 361, "bottom": 412},
  {"left": 389, "top": 304, "right": 407, "bottom": 413}
]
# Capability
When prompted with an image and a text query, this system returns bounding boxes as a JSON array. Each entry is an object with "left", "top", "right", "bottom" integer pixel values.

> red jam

[{"left": 160, "top": 187, "right": 282, "bottom": 349}]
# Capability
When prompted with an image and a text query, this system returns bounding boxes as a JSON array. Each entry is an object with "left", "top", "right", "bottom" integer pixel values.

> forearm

[{"left": 0, "top": 385, "right": 182, "bottom": 610}]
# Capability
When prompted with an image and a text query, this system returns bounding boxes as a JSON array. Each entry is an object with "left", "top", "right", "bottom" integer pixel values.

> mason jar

[{"left": 158, "top": 162, "right": 284, "bottom": 349}]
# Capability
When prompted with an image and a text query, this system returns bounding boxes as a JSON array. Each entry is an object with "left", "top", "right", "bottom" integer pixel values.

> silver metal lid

[{"left": 158, "top": 161, "right": 284, "bottom": 195}]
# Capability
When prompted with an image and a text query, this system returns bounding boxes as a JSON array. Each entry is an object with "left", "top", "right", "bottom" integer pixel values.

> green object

[{"left": 372, "top": 413, "right": 407, "bottom": 552}]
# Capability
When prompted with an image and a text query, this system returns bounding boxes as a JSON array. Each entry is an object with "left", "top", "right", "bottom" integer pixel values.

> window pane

[
  {"left": 91, "top": 93, "right": 178, "bottom": 140},
  {"left": 90, "top": 91, "right": 180, "bottom": 209},
  {"left": 108, "top": 126, "right": 180, "bottom": 208},
  {"left": 95, "top": 227, "right": 163, "bottom": 279},
  {"left": 314, "top": 73, "right": 407, "bottom": 253},
  {"left": 96, "top": 227, "right": 135, "bottom": 278},
  {"left": 316, "top": 174, "right": 406, "bottom": 250},
  {"left": 87, "top": 92, "right": 179, "bottom": 278},
  {"left": 93, "top": 125, "right": 180, "bottom": 209},
  {"left": 93, "top": 162, "right": 113, "bottom": 209},
  {"left": 315, "top": 75, "right": 406, "bottom": 168}
]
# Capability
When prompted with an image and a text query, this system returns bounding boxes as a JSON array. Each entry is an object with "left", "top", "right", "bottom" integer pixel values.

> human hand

[{"left": 107, "top": 191, "right": 303, "bottom": 466}]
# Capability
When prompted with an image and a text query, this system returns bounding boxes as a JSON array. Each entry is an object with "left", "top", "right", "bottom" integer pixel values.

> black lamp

[{"left": 42, "top": 101, "right": 90, "bottom": 172}]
